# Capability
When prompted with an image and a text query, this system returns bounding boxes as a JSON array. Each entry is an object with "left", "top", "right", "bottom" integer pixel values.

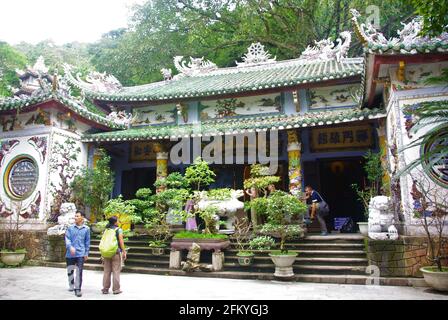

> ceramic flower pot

[
  {"left": 357, "top": 222, "right": 369, "bottom": 236},
  {"left": 420, "top": 266, "right": 448, "bottom": 292},
  {"left": 151, "top": 247, "right": 165, "bottom": 256},
  {"left": 1, "top": 251, "right": 26, "bottom": 266},
  {"left": 269, "top": 252, "right": 298, "bottom": 279},
  {"left": 237, "top": 252, "right": 254, "bottom": 266}
]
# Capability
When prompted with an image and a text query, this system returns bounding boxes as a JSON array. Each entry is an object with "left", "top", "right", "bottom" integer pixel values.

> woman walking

[{"left": 101, "top": 216, "right": 126, "bottom": 295}]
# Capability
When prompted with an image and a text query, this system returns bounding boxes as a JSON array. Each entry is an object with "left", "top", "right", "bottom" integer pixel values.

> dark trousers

[{"left": 66, "top": 257, "right": 84, "bottom": 290}]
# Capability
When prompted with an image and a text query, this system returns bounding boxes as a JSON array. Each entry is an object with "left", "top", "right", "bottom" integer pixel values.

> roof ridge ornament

[
  {"left": 350, "top": 9, "right": 448, "bottom": 53},
  {"left": 236, "top": 43, "right": 276, "bottom": 67},
  {"left": 300, "top": 31, "right": 351, "bottom": 62},
  {"left": 173, "top": 56, "right": 218, "bottom": 78}
]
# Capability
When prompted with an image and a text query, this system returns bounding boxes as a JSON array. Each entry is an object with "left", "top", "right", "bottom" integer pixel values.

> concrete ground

[{"left": 0, "top": 266, "right": 447, "bottom": 300}]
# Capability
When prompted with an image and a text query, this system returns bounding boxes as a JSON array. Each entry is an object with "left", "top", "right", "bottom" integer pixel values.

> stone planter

[
  {"left": 420, "top": 267, "right": 448, "bottom": 292},
  {"left": 236, "top": 252, "right": 254, "bottom": 266},
  {"left": 357, "top": 222, "right": 368, "bottom": 236},
  {"left": 1, "top": 251, "right": 26, "bottom": 266},
  {"left": 150, "top": 247, "right": 166, "bottom": 256},
  {"left": 171, "top": 238, "right": 230, "bottom": 252},
  {"left": 269, "top": 253, "right": 298, "bottom": 279},
  {"left": 46, "top": 235, "right": 66, "bottom": 262}
]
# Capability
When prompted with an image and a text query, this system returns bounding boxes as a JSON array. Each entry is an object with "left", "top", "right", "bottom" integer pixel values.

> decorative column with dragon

[
  {"left": 377, "top": 119, "right": 390, "bottom": 195},
  {"left": 154, "top": 142, "right": 168, "bottom": 193},
  {"left": 287, "top": 130, "right": 302, "bottom": 196}
]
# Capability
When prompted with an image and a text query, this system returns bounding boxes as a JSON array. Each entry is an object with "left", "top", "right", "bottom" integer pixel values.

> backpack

[
  {"left": 340, "top": 218, "right": 355, "bottom": 233},
  {"left": 99, "top": 228, "right": 118, "bottom": 258}
]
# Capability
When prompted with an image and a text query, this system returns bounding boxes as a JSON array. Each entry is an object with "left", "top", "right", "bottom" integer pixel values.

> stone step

[
  {"left": 224, "top": 249, "right": 366, "bottom": 257},
  {"left": 225, "top": 256, "right": 368, "bottom": 266},
  {"left": 33, "top": 261, "right": 426, "bottom": 287}
]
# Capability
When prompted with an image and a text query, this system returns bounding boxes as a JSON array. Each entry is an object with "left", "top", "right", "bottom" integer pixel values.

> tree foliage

[
  {"left": 410, "top": 0, "right": 448, "bottom": 36},
  {"left": 0, "top": 42, "right": 27, "bottom": 97}
]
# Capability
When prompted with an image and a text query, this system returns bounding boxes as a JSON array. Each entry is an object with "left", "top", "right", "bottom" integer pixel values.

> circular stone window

[
  {"left": 4, "top": 156, "right": 39, "bottom": 200},
  {"left": 422, "top": 129, "right": 448, "bottom": 188}
]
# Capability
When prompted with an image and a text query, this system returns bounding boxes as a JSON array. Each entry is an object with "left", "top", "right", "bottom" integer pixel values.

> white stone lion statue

[
  {"left": 368, "top": 196, "right": 398, "bottom": 240},
  {"left": 47, "top": 203, "right": 77, "bottom": 236},
  {"left": 196, "top": 189, "right": 244, "bottom": 231}
]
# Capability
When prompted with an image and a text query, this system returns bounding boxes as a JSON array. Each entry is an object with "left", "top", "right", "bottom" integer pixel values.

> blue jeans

[{"left": 66, "top": 257, "right": 84, "bottom": 290}]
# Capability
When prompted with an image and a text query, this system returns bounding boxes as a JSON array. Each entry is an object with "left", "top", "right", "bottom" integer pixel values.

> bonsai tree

[
  {"left": 259, "top": 191, "right": 307, "bottom": 254},
  {"left": 48, "top": 139, "right": 81, "bottom": 221},
  {"left": 103, "top": 195, "right": 141, "bottom": 231},
  {"left": 410, "top": 174, "right": 448, "bottom": 272},
  {"left": 351, "top": 150, "right": 384, "bottom": 221},
  {"left": 126, "top": 188, "right": 157, "bottom": 223},
  {"left": 154, "top": 172, "right": 189, "bottom": 190},
  {"left": 185, "top": 157, "right": 216, "bottom": 191},
  {"left": 249, "top": 235, "right": 276, "bottom": 251},
  {"left": 71, "top": 149, "right": 114, "bottom": 222},
  {"left": 232, "top": 217, "right": 253, "bottom": 256},
  {"left": 0, "top": 201, "right": 25, "bottom": 253},
  {"left": 244, "top": 164, "right": 280, "bottom": 227},
  {"left": 197, "top": 206, "right": 220, "bottom": 234},
  {"left": 145, "top": 209, "right": 172, "bottom": 248}
]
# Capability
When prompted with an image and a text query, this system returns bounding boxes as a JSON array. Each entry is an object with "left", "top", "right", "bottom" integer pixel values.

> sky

[{"left": 0, "top": 0, "right": 146, "bottom": 45}]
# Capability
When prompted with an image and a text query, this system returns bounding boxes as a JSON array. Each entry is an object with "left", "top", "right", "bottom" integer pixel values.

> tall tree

[{"left": 0, "top": 42, "right": 27, "bottom": 97}]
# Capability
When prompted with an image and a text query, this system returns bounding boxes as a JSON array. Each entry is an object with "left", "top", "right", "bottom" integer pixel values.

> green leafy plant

[
  {"left": 259, "top": 191, "right": 307, "bottom": 253},
  {"left": 153, "top": 172, "right": 189, "bottom": 190},
  {"left": 72, "top": 149, "right": 114, "bottom": 222},
  {"left": 207, "top": 188, "right": 233, "bottom": 200},
  {"left": 232, "top": 217, "right": 253, "bottom": 255},
  {"left": 126, "top": 188, "right": 157, "bottom": 222},
  {"left": 145, "top": 209, "right": 172, "bottom": 248},
  {"left": 103, "top": 195, "right": 141, "bottom": 226},
  {"left": 249, "top": 235, "right": 276, "bottom": 251},
  {"left": 173, "top": 231, "right": 228, "bottom": 240},
  {"left": 185, "top": 157, "right": 216, "bottom": 191},
  {"left": 197, "top": 206, "right": 220, "bottom": 234},
  {"left": 351, "top": 150, "right": 384, "bottom": 220}
]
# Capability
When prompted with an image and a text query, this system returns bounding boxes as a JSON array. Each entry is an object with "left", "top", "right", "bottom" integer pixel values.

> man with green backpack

[{"left": 99, "top": 216, "right": 126, "bottom": 295}]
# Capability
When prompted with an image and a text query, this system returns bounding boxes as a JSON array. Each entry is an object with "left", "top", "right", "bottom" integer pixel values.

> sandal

[
  {"left": 113, "top": 290, "right": 123, "bottom": 295},
  {"left": 101, "top": 289, "right": 109, "bottom": 294}
]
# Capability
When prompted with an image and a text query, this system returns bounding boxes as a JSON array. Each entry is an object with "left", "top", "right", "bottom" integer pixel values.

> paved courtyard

[{"left": 0, "top": 266, "right": 447, "bottom": 300}]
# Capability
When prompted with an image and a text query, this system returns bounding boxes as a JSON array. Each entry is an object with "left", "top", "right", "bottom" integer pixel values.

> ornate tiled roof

[
  {"left": 0, "top": 91, "right": 125, "bottom": 129},
  {"left": 351, "top": 9, "right": 448, "bottom": 55},
  {"left": 64, "top": 32, "right": 363, "bottom": 103},
  {"left": 82, "top": 107, "right": 385, "bottom": 142}
]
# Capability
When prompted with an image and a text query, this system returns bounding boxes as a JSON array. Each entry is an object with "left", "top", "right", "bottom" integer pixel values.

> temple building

[{"left": 0, "top": 10, "right": 447, "bottom": 239}]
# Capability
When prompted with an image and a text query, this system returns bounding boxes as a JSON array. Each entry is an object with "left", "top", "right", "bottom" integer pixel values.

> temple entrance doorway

[
  {"left": 121, "top": 167, "right": 157, "bottom": 200},
  {"left": 304, "top": 157, "right": 366, "bottom": 232}
]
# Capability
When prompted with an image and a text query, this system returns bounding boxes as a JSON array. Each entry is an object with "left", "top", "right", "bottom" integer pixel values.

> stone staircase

[
  {"left": 37, "top": 232, "right": 427, "bottom": 286},
  {"left": 74, "top": 233, "right": 371, "bottom": 282}
]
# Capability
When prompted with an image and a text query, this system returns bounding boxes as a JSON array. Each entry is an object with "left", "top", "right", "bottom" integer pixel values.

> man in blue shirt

[
  {"left": 65, "top": 211, "right": 90, "bottom": 297},
  {"left": 305, "top": 185, "right": 329, "bottom": 235}
]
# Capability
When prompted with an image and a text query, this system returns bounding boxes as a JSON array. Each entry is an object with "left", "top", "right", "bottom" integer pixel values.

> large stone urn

[
  {"left": 269, "top": 252, "right": 298, "bottom": 279},
  {"left": 0, "top": 251, "right": 26, "bottom": 266},
  {"left": 420, "top": 267, "right": 448, "bottom": 292}
]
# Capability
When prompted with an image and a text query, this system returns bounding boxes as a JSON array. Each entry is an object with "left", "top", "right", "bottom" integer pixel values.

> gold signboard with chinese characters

[
  {"left": 130, "top": 142, "right": 157, "bottom": 162},
  {"left": 310, "top": 125, "right": 373, "bottom": 152}
]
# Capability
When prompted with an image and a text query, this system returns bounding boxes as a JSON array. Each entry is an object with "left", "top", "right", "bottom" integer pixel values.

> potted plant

[
  {"left": 0, "top": 201, "right": 27, "bottom": 266},
  {"left": 411, "top": 176, "right": 448, "bottom": 291},
  {"left": 259, "top": 191, "right": 307, "bottom": 279},
  {"left": 352, "top": 150, "right": 384, "bottom": 236},
  {"left": 243, "top": 164, "right": 280, "bottom": 227},
  {"left": 103, "top": 195, "right": 140, "bottom": 231},
  {"left": 72, "top": 149, "right": 114, "bottom": 228},
  {"left": 249, "top": 235, "right": 276, "bottom": 251},
  {"left": 145, "top": 208, "right": 172, "bottom": 255},
  {"left": 232, "top": 217, "right": 254, "bottom": 266},
  {"left": 127, "top": 188, "right": 156, "bottom": 234}
]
